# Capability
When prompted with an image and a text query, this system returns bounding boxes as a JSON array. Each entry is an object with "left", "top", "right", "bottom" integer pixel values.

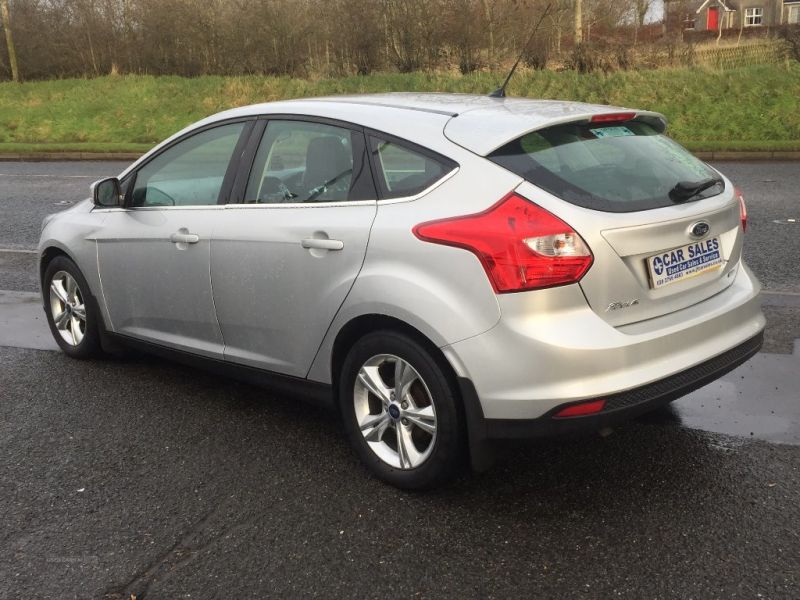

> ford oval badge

[{"left": 690, "top": 221, "right": 710, "bottom": 239}]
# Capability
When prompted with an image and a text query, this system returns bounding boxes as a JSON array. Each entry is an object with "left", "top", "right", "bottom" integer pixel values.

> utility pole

[
  {"left": 574, "top": 0, "right": 583, "bottom": 44},
  {"left": 1, "top": 0, "right": 19, "bottom": 82}
]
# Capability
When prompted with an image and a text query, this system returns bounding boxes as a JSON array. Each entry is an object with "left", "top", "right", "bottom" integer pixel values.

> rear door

[
  {"left": 490, "top": 118, "right": 744, "bottom": 326},
  {"left": 211, "top": 118, "right": 377, "bottom": 376}
]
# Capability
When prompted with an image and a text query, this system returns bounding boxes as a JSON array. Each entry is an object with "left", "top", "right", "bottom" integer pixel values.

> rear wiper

[{"left": 669, "top": 177, "right": 722, "bottom": 203}]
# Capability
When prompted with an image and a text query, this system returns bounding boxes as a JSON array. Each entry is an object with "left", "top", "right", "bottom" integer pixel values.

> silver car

[{"left": 39, "top": 94, "right": 765, "bottom": 489}]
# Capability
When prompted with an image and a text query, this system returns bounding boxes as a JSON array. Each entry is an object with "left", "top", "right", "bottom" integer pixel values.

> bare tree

[
  {"left": 482, "top": 0, "right": 497, "bottom": 68},
  {"left": 1, "top": 0, "right": 19, "bottom": 81},
  {"left": 445, "top": 0, "right": 486, "bottom": 73},
  {"left": 629, "top": 0, "right": 652, "bottom": 45},
  {"left": 633, "top": 0, "right": 651, "bottom": 26},
  {"left": 581, "top": 0, "right": 630, "bottom": 40},
  {"left": 381, "top": 0, "right": 443, "bottom": 72},
  {"left": 0, "top": 0, "right": 715, "bottom": 80}
]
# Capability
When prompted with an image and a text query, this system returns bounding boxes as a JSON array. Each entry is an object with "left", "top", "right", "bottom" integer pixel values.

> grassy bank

[{"left": 1, "top": 64, "right": 798, "bottom": 154}]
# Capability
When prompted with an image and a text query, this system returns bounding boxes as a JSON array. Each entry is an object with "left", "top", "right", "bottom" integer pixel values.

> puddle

[
  {"left": 646, "top": 341, "right": 800, "bottom": 446},
  {"left": 0, "top": 291, "right": 58, "bottom": 351}
]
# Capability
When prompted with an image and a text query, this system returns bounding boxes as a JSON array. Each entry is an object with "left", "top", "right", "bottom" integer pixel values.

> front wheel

[
  {"left": 43, "top": 256, "right": 103, "bottom": 359},
  {"left": 339, "top": 331, "right": 465, "bottom": 489}
]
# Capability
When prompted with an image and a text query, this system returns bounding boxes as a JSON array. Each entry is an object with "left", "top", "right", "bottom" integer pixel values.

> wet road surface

[
  {"left": 671, "top": 343, "right": 800, "bottom": 445},
  {"left": 2, "top": 344, "right": 799, "bottom": 599},
  {"left": 1, "top": 161, "right": 799, "bottom": 598}
]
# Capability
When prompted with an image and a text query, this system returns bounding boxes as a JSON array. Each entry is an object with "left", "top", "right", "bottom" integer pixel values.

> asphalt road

[
  {"left": 1, "top": 161, "right": 799, "bottom": 599},
  {"left": 2, "top": 160, "right": 798, "bottom": 351}
]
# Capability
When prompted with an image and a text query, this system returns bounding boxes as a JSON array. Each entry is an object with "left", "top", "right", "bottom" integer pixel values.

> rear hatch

[{"left": 461, "top": 110, "right": 744, "bottom": 327}]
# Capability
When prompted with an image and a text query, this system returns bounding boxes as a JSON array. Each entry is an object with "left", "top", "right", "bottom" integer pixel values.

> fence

[{"left": 691, "top": 41, "right": 789, "bottom": 69}]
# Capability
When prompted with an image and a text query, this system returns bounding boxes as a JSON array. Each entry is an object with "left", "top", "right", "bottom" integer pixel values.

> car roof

[
  {"left": 125, "top": 94, "right": 666, "bottom": 177},
  {"left": 212, "top": 93, "right": 667, "bottom": 156},
  {"left": 215, "top": 92, "right": 633, "bottom": 120}
]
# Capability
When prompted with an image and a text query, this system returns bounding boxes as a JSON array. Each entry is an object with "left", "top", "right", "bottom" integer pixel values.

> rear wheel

[
  {"left": 44, "top": 256, "right": 102, "bottom": 359},
  {"left": 339, "top": 330, "right": 464, "bottom": 489}
]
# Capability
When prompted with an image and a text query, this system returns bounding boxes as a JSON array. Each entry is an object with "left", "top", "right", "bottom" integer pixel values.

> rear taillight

[
  {"left": 736, "top": 187, "right": 747, "bottom": 233},
  {"left": 413, "top": 192, "right": 593, "bottom": 293}
]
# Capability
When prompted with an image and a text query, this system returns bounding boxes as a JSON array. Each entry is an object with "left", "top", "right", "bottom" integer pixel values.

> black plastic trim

[
  {"left": 457, "top": 377, "right": 495, "bottom": 472},
  {"left": 218, "top": 119, "right": 259, "bottom": 205},
  {"left": 104, "top": 332, "right": 335, "bottom": 409},
  {"left": 228, "top": 119, "right": 268, "bottom": 205},
  {"left": 485, "top": 331, "right": 764, "bottom": 439}
]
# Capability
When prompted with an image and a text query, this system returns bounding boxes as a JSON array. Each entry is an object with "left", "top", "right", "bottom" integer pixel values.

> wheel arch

[
  {"left": 327, "top": 313, "right": 493, "bottom": 472},
  {"left": 39, "top": 244, "right": 78, "bottom": 295},
  {"left": 330, "top": 314, "right": 456, "bottom": 396},
  {"left": 39, "top": 243, "right": 115, "bottom": 348}
]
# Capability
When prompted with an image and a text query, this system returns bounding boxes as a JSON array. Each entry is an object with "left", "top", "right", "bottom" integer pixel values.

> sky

[{"left": 647, "top": 0, "right": 666, "bottom": 23}]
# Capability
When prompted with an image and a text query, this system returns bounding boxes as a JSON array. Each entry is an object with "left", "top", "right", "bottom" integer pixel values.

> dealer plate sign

[{"left": 646, "top": 238, "right": 723, "bottom": 289}]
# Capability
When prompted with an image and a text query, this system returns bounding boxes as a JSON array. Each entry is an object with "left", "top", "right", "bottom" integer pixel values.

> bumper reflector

[{"left": 553, "top": 399, "right": 607, "bottom": 418}]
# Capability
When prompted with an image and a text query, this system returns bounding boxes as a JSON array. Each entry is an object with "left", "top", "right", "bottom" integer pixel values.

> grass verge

[
  {"left": 0, "top": 64, "right": 798, "bottom": 154},
  {"left": 0, "top": 142, "right": 151, "bottom": 153}
]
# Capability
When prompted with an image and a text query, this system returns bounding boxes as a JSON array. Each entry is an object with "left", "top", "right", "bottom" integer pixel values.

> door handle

[
  {"left": 301, "top": 238, "right": 344, "bottom": 251},
  {"left": 170, "top": 231, "right": 200, "bottom": 244}
]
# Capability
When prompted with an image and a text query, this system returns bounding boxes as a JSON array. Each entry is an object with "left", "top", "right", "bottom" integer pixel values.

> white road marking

[
  {"left": 762, "top": 290, "right": 800, "bottom": 297},
  {"left": 0, "top": 248, "right": 38, "bottom": 254}
]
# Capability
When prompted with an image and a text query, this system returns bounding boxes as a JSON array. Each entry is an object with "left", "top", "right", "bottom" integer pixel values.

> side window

[
  {"left": 131, "top": 122, "right": 245, "bottom": 207},
  {"left": 369, "top": 136, "right": 456, "bottom": 199},
  {"left": 244, "top": 120, "right": 359, "bottom": 204}
]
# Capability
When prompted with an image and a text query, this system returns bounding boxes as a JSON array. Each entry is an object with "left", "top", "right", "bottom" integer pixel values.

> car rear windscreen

[{"left": 488, "top": 120, "right": 723, "bottom": 213}]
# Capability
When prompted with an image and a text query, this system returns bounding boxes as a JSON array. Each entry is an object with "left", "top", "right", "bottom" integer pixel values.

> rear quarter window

[
  {"left": 489, "top": 121, "right": 723, "bottom": 213},
  {"left": 369, "top": 136, "right": 457, "bottom": 200}
]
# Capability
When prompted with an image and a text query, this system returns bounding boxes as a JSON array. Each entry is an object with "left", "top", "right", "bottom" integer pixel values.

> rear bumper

[
  {"left": 443, "top": 261, "right": 765, "bottom": 420},
  {"left": 483, "top": 330, "right": 763, "bottom": 439}
]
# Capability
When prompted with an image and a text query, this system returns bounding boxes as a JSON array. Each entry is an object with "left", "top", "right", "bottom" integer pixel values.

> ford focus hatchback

[{"left": 39, "top": 94, "right": 765, "bottom": 489}]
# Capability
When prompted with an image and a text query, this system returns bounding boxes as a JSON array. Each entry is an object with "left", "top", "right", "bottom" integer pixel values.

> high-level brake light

[
  {"left": 413, "top": 192, "right": 593, "bottom": 293},
  {"left": 590, "top": 112, "right": 637, "bottom": 124}
]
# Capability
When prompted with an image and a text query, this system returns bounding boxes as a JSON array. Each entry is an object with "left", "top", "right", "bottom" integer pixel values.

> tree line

[{"left": 0, "top": 0, "right": 666, "bottom": 81}]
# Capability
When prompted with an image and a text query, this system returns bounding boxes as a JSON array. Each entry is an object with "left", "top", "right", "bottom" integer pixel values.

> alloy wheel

[
  {"left": 353, "top": 354, "right": 437, "bottom": 469},
  {"left": 49, "top": 270, "right": 87, "bottom": 346}
]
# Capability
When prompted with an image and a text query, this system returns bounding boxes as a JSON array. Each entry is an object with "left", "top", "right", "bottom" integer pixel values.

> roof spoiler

[{"left": 444, "top": 108, "right": 669, "bottom": 156}]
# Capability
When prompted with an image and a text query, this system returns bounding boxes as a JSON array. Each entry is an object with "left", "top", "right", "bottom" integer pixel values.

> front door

[
  {"left": 707, "top": 6, "right": 719, "bottom": 30},
  {"left": 211, "top": 119, "right": 377, "bottom": 376},
  {"left": 96, "top": 121, "right": 251, "bottom": 357}
]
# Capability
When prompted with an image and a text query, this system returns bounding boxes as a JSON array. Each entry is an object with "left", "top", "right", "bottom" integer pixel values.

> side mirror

[{"left": 91, "top": 177, "right": 123, "bottom": 207}]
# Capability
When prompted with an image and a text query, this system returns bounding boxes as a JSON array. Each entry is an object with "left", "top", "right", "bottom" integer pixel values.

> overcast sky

[{"left": 647, "top": 0, "right": 666, "bottom": 23}]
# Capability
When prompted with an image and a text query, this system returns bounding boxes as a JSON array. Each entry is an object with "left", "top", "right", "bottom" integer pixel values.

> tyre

[
  {"left": 43, "top": 256, "right": 103, "bottom": 359},
  {"left": 339, "top": 330, "right": 465, "bottom": 489}
]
